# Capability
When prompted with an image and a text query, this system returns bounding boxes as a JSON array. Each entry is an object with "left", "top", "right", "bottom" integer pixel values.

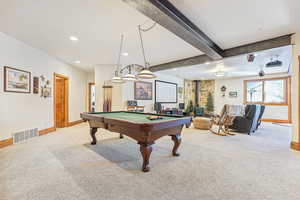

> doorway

[
  {"left": 88, "top": 82, "right": 96, "bottom": 112},
  {"left": 54, "top": 73, "right": 69, "bottom": 128}
]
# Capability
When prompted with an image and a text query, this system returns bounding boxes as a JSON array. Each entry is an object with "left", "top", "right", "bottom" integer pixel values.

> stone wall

[
  {"left": 197, "top": 80, "right": 215, "bottom": 110},
  {"left": 184, "top": 80, "right": 196, "bottom": 108},
  {"left": 184, "top": 80, "right": 215, "bottom": 112}
]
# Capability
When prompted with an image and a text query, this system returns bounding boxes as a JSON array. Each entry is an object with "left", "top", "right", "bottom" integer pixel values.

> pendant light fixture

[
  {"left": 137, "top": 25, "right": 156, "bottom": 79},
  {"left": 112, "top": 35, "right": 125, "bottom": 83},
  {"left": 122, "top": 64, "right": 137, "bottom": 81}
]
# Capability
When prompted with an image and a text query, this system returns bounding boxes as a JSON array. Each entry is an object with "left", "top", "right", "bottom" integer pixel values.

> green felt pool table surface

[{"left": 89, "top": 112, "right": 181, "bottom": 123}]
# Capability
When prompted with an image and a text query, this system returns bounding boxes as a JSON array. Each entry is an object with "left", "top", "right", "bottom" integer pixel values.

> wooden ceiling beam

[
  {"left": 150, "top": 34, "right": 293, "bottom": 72},
  {"left": 123, "top": 0, "right": 223, "bottom": 60}
]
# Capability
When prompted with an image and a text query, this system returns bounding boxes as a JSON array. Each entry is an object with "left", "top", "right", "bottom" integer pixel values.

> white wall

[
  {"left": 94, "top": 65, "right": 123, "bottom": 112},
  {"left": 0, "top": 32, "right": 89, "bottom": 140},
  {"left": 214, "top": 73, "right": 290, "bottom": 121},
  {"left": 122, "top": 72, "right": 184, "bottom": 113},
  {"left": 291, "top": 32, "right": 300, "bottom": 143}
]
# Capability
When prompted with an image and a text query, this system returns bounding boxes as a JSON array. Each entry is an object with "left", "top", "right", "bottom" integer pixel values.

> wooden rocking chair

[{"left": 210, "top": 104, "right": 244, "bottom": 136}]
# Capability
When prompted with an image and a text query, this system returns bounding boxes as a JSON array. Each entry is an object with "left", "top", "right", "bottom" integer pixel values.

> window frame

[{"left": 243, "top": 76, "right": 290, "bottom": 106}]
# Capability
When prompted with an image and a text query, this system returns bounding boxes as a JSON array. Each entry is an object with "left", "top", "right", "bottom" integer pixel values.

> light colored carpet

[{"left": 0, "top": 122, "right": 299, "bottom": 200}]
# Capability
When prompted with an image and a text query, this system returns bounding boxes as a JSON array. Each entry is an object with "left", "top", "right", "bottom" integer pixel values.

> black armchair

[
  {"left": 230, "top": 104, "right": 261, "bottom": 134},
  {"left": 256, "top": 105, "right": 265, "bottom": 130}
]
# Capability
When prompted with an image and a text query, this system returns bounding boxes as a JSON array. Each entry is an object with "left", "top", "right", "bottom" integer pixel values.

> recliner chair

[
  {"left": 230, "top": 104, "right": 260, "bottom": 134},
  {"left": 256, "top": 105, "right": 265, "bottom": 130}
]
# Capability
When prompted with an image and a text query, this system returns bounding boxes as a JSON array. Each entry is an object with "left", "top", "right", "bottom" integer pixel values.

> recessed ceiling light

[
  {"left": 74, "top": 60, "right": 80, "bottom": 64},
  {"left": 122, "top": 52, "right": 129, "bottom": 56},
  {"left": 215, "top": 71, "right": 225, "bottom": 77},
  {"left": 69, "top": 36, "right": 79, "bottom": 41}
]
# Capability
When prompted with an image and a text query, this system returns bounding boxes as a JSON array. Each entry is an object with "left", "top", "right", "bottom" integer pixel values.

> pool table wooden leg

[
  {"left": 186, "top": 123, "right": 191, "bottom": 128},
  {"left": 171, "top": 134, "right": 181, "bottom": 156},
  {"left": 139, "top": 143, "right": 153, "bottom": 172},
  {"left": 90, "top": 127, "right": 98, "bottom": 145}
]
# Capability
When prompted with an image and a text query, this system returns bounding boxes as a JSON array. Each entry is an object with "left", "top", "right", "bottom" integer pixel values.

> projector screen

[{"left": 155, "top": 80, "right": 177, "bottom": 103}]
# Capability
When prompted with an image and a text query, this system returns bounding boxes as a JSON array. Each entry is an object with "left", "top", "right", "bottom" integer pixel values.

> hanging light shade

[
  {"left": 122, "top": 73, "right": 137, "bottom": 81},
  {"left": 112, "top": 76, "right": 124, "bottom": 83},
  {"left": 136, "top": 25, "right": 156, "bottom": 79},
  {"left": 112, "top": 71, "right": 124, "bottom": 83},
  {"left": 121, "top": 65, "right": 137, "bottom": 81},
  {"left": 111, "top": 35, "right": 125, "bottom": 84},
  {"left": 137, "top": 69, "right": 156, "bottom": 79}
]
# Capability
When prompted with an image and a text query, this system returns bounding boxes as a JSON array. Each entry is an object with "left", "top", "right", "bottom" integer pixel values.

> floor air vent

[{"left": 13, "top": 128, "right": 39, "bottom": 144}]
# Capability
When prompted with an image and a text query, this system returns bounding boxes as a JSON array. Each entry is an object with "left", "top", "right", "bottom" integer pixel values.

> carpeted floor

[{"left": 0, "top": 122, "right": 299, "bottom": 200}]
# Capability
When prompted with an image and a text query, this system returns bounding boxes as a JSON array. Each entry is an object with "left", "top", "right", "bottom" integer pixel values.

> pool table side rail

[
  {"left": 86, "top": 111, "right": 186, "bottom": 118},
  {"left": 80, "top": 111, "right": 192, "bottom": 127}
]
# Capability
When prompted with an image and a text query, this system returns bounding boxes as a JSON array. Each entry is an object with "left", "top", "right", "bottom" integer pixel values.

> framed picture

[
  {"left": 33, "top": 76, "right": 39, "bottom": 94},
  {"left": 4, "top": 66, "right": 31, "bottom": 93},
  {"left": 229, "top": 91, "right": 238, "bottom": 98},
  {"left": 41, "top": 87, "right": 51, "bottom": 98},
  {"left": 134, "top": 81, "right": 153, "bottom": 100}
]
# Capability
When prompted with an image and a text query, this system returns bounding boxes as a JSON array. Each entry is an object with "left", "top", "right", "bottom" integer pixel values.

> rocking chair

[{"left": 210, "top": 104, "right": 244, "bottom": 136}]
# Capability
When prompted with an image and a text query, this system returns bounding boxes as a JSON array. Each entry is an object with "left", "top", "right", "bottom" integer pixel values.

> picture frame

[
  {"left": 134, "top": 81, "right": 153, "bottom": 100},
  {"left": 4, "top": 66, "right": 31, "bottom": 93},
  {"left": 41, "top": 87, "right": 52, "bottom": 98},
  {"left": 33, "top": 76, "right": 39, "bottom": 94},
  {"left": 229, "top": 91, "right": 238, "bottom": 98}
]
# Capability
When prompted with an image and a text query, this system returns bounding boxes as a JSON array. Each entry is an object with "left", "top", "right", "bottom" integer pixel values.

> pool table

[{"left": 80, "top": 111, "right": 192, "bottom": 172}]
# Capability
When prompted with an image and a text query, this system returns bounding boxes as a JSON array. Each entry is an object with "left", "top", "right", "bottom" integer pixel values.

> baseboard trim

[
  {"left": 0, "top": 138, "right": 13, "bottom": 148},
  {"left": 291, "top": 142, "right": 300, "bottom": 151},
  {"left": 39, "top": 127, "right": 56, "bottom": 136},
  {"left": 0, "top": 126, "right": 57, "bottom": 149},
  {"left": 68, "top": 119, "right": 84, "bottom": 127},
  {"left": 261, "top": 119, "right": 291, "bottom": 124}
]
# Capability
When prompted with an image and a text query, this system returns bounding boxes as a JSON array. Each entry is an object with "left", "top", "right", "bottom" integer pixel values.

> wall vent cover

[{"left": 13, "top": 128, "right": 39, "bottom": 144}]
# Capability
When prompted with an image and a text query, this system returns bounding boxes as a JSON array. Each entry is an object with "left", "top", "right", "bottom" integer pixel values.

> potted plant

[
  {"left": 184, "top": 100, "right": 194, "bottom": 116},
  {"left": 205, "top": 92, "right": 214, "bottom": 116}
]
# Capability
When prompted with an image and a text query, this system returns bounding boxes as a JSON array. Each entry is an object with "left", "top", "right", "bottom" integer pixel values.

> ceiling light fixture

[
  {"left": 137, "top": 25, "right": 156, "bottom": 79},
  {"left": 122, "top": 65, "right": 137, "bottom": 81},
  {"left": 215, "top": 71, "right": 225, "bottom": 77},
  {"left": 74, "top": 60, "right": 80, "bottom": 64},
  {"left": 112, "top": 35, "right": 125, "bottom": 84},
  {"left": 69, "top": 36, "right": 79, "bottom": 42},
  {"left": 122, "top": 52, "right": 129, "bottom": 56},
  {"left": 112, "top": 73, "right": 124, "bottom": 83},
  {"left": 122, "top": 73, "right": 137, "bottom": 81}
]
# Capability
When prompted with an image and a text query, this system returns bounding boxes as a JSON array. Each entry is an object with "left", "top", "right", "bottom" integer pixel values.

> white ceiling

[
  {"left": 0, "top": 0, "right": 299, "bottom": 73},
  {"left": 160, "top": 46, "right": 292, "bottom": 80},
  {"left": 170, "top": 0, "right": 300, "bottom": 49},
  {"left": 0, "top": 0, "right": 201, "bottom": 71}
]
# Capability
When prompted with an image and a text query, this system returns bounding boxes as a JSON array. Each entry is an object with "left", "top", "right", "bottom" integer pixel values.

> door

[{"left": 55, "top": 78, "right": 65, "bottom": 128}]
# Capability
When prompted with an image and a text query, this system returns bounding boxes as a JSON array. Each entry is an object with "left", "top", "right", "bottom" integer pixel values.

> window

[
  {"left": 244, "top": 77, "right": 289, "bottom": 105},
  {"left": 246, "top": 81, "right": 263, "bottom": 102}
]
